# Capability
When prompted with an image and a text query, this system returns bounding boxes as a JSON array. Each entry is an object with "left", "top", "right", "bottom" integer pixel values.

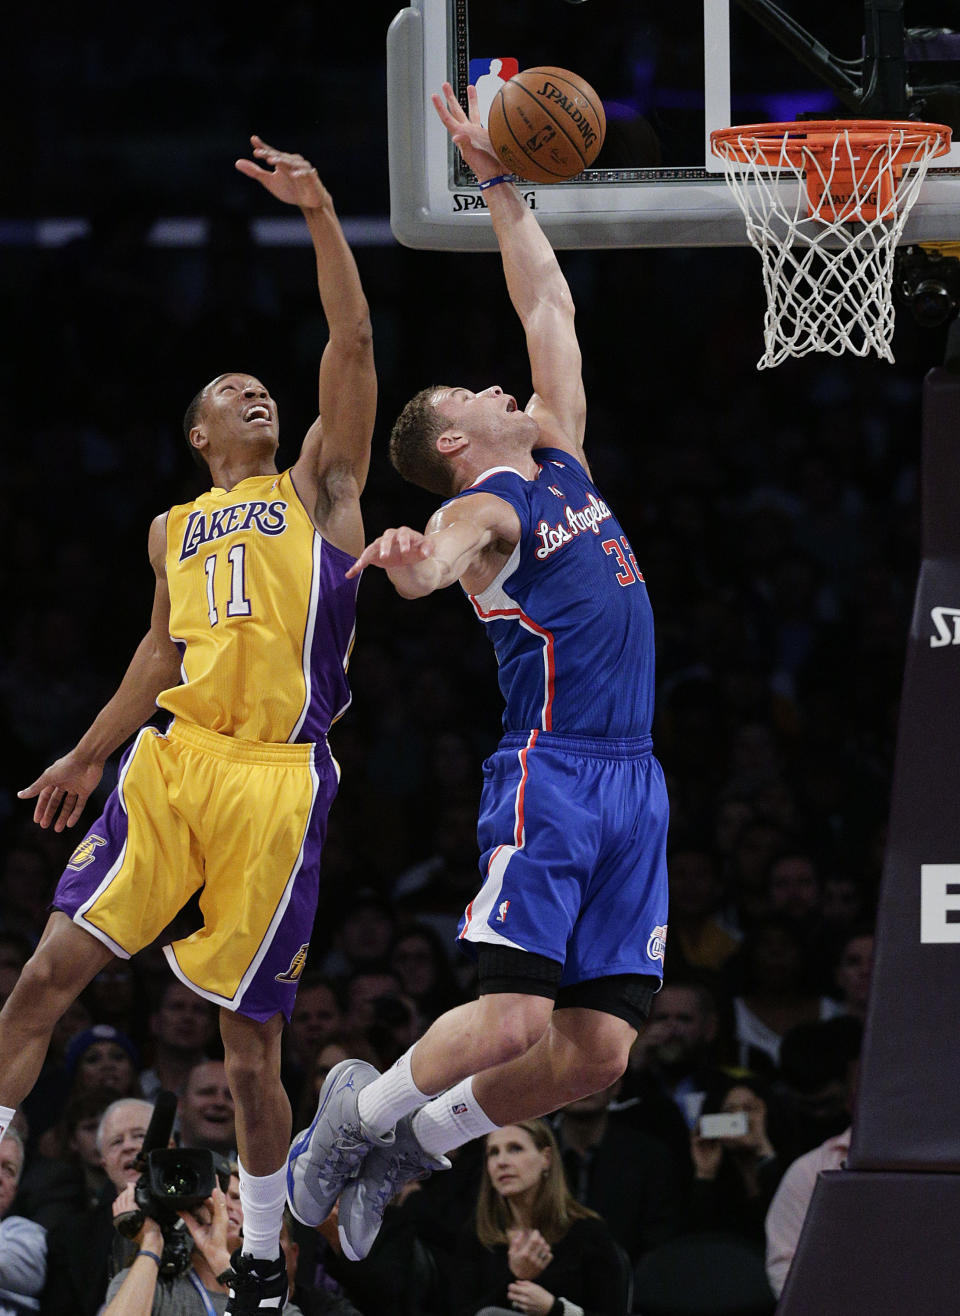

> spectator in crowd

[
  {"left": 13, "top": 1087, "right": 113, "bottom": 1231},
  {"left": 552, "top": 1081, "right": 681, "bottom": 1265},
  {"left": 81, "top": 962, "right": 147, "bottom": 1046},
  {"left": 664, "top": 844, "right": 741, "bottom": 981},
  {"left": 316, "top": 892, "right": 396, "bottom": 982},
  {"left": 139, "top": 980, "right": 218, "bottom": 1101},
  {"left": 64, "top": 1026, "right": 141, "bottom": 1103},
  {"left": 729, "top": 915, "right": 839, "bottom": 1072},
  {"left": 390, "top": 799, "right": 486, "bottom": 952},
  {"left": 685, "top": 1075, "right": 784, "bottom": 1249},
  {"left": 765, "top": 1126, "right": 850, "bottom": 1301},
  {"left": 285, "top": 979, "right": 345, "bottom": 1078},
  {"left": 722, "top": 820, "right": 795, "bottom": 932},
  {"left": 826, "top": 927, "right": 875, "bottom": 1022},
  {"left": 40, "top": 1096, "right": 152, "bottom": 1315},
  {"left": 451, "top": 1119, "right": 629, "bottom": 1316},
  {"left": 282, "top": 977, "right": 347, "bottom": 1117},
  {"left": 176, "top": 1062, "right": 237, "bottom": 1161},
  {"left": 764, "top": 1026, "right": 860, "bottom": 1299},
  {"left": 623, "top": 980, "right": 724, "bottom": 1142},
  {"left": 19, "top": 997, "right": 95, "bottom": 1147},
  {"left": 389, "top": 923, "right": 466, "bottom": 1021},
  {"left": 35, "top": 1025, "right": 142, "bottom": 1158},
  {"left": 341, "top": 969, "right": 405, "bottom": 1038},
  {"left": 0, "top": 1127, "right": 47, "bottom": 1314},
  {"left": 292, "top": 1037, "right": 383, "bottom": 1138},
  {"left": 773, "top": 1017, "right": 862, "bottom": 1165}
]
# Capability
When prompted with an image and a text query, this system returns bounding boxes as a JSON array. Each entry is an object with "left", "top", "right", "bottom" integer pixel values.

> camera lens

[{"left": 160, "top": 1166, "right": 199, "bottom": 1196}]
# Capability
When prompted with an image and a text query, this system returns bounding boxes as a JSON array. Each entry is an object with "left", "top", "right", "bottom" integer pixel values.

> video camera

[{"left": 113, "top": 1090, "right": 226, "bottom": 1279}]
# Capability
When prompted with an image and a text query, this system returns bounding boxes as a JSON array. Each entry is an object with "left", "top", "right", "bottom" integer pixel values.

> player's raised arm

[
  {"left": 346, "top": 493, "right": 521, "bottom": 599},
  {"left": 236, "top": 136, "right": 377, "bottom": 555},
  {"left": 17, "top": 515, "right": 182, "bottom": 831},
  {"left": 432, "top": 84, "right": 586, "bottom": 465}
]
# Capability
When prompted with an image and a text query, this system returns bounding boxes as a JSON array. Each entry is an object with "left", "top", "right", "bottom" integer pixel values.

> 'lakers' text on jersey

[
  {"left": 159, "top": 468, "right": 359, "bottom": 743},
  {"left": 450, "top": 449, "right": 655, "bottom": 738}
]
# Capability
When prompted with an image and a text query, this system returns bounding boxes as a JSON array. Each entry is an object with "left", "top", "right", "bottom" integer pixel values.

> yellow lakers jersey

[{"left": 158, "top": 469, "right": 358, "bottom": 743}]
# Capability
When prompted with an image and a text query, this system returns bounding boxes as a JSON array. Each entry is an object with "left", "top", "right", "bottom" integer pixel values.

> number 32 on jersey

[{"left": 602, "top": 536, "right": 645, "bottom": 587}]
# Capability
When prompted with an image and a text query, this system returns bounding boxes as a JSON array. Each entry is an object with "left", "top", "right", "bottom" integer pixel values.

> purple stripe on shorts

[
  {"left": 234, "top": 748, "right": 340, "bottom": 1022},
  {"left": 52, "top": 736, "right": 141, "bottom": 936}
]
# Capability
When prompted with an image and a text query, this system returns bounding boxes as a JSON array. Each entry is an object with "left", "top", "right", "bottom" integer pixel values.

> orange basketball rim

[{"left": 711, "top": 119, "right": 952, "bottom": 222}]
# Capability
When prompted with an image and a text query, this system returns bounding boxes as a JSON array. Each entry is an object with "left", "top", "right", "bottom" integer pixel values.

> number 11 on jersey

[{"left": 203, "top": 544, "right": 252, "bottom": 625}]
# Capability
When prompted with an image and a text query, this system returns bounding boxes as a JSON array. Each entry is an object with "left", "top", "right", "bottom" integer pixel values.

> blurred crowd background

[{"left": 3, "top": 1, "right": 958, "bottom": 1312}]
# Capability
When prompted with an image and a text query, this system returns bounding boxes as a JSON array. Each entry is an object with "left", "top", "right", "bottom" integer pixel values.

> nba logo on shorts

[
  {"left": 646, "top": 924, "right": 667, "bottom": 965},
  {"left": 451, "top": 1102, "right": 469, "bottom": 1115},
  {"left": 497, "top": 899, "right": 511, "bottom": 923},
  {"left": 67, "top": 835, "right": 107, "bottom": 871}
]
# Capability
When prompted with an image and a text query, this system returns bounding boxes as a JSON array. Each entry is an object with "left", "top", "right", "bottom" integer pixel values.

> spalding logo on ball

[{"left": 487, "top": 66, "right": 606, "bottom": 184}]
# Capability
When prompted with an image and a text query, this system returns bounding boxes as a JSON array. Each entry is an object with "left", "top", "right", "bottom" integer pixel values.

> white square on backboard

[{"left": 920, "top": 865, "right": 960, "bottom": 943}]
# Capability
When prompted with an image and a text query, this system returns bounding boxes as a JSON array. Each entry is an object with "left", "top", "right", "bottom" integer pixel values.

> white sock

[
  {"left": 0, "top": 1107, "right": 16, "bottom": 1144},
  {"left": 357, "top": 1048, "right": 433, "bottom": 1138},
  {"left": 237, "top": 1161, "right": 287, "bottom": 1261},
  {"left": 411, "top": 1077, "right": 498, "bottom": 1157}
]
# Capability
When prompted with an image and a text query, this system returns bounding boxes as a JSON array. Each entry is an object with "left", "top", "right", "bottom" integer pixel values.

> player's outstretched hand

[
  {"left": 235, "top": 135, "right": 329, "bottom": 210},
  {"left": 345, "top": 527, "right": 435, "bottom": 579},
  {"left": 432, "top": 82, "right": 500, "bottom": 179},
  {"left": 18, "top": 751, "right": 104, "bottom": 832}
]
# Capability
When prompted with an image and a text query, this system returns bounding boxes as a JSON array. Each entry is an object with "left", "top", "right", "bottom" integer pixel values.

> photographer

[
  {"left": 102, "top": 1180, "right": 308, "bottom": 1315},
  {"left": 41, "top": 1097, "right": 152, "bottom": 1314}
]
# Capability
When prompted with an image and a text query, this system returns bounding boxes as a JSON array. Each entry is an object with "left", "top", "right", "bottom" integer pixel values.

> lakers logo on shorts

[
  {"left": 67, "top": 835, "right": 108, "bottom": 871},
  {"left": 646, "top": 924, "right": 667, "bottom": 966},
  {"left": 275, "top": 943, "right": 310, "bottom": 983}
]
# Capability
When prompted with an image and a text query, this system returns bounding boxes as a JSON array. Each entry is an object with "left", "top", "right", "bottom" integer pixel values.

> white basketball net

[{"left": 711, "top": 122, "right": 950, "bottom": 369}]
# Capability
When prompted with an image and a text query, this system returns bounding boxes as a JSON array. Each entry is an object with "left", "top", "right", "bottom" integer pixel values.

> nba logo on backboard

[
  {"left": 496, "top": 899, "right": 511, "bottom": 923},
  {"left": 647, "top": 924, "right": 668, "bottom": 965},
  {"left": 470, "top": 57, "right": 519, "bottom": 127}
]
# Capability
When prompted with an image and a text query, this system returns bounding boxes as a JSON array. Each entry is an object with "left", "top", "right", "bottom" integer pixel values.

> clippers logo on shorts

[
  {"left": 496, "top": 899, "right": 511, "bottom": 923},
  {"left": 451, "top": 1102, "right": 469, "bottom": 1116},
  {"left": 646, "top": 924, "right": 668, "bottom": 965},
  {"left": 178, "top": 500, "right": 288, "bottom": 561},
  {"left": 67, "top": 835, "right": 107, "bottom": 871},
  {"left": 930, "top": 606, "right": 960, "bottom": 647},
  {"left": 275, "top": 944, "right": 310, "bottom": 983}
]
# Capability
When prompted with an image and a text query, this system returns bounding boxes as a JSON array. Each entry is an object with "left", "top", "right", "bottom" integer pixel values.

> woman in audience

[{"left": 452, "top": 1119, "right": 628, "bottom": 1316}]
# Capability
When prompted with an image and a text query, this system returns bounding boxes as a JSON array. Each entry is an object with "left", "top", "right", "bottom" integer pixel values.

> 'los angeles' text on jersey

[{"left": 448, "top": 450, "right": 655, "bottom": 738}]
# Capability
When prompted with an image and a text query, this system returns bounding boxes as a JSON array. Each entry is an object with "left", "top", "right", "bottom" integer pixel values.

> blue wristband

[
  {"left": 138, "top": 1250, "right": 162, "bottom": 1268},
  {"left": 478, "top": 173, "right": 516, "bottom": 190}
]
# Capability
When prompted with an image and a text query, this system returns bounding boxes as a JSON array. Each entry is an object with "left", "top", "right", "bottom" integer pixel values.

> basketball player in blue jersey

[
  {"left": 0, "top": 138, "right": 377, "bottom": 1313},
  {"left": 285, "top": 84, "right": 670, "bottom": 1263}
]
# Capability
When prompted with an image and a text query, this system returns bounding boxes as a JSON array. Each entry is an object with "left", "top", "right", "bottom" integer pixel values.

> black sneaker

[{"left": 224, "top": 1248, "right": 287, "bottom": 1313}]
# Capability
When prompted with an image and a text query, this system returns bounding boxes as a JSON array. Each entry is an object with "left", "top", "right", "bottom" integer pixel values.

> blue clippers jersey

[{"left": 449, "top": 449, "right": 655, "bottom": 738}]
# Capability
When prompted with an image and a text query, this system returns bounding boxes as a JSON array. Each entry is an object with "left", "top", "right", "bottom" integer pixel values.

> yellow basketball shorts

[{"left": 54, "top": 720, "right": 339, "bottom": 1021}]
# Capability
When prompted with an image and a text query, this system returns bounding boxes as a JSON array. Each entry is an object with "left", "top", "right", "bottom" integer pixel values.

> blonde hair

[{"left": 475, "top": 1119, "right": 598, "bottom": 1248}]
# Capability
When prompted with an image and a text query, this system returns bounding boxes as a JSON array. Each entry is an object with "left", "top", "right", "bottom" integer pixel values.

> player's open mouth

[{"left": 243, "top": 404, "right": 271, "bottom": 423}]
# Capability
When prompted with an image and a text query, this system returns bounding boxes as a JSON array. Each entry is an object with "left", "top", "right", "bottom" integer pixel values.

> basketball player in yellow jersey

[{"left": 0, "top": 137, "right": 376, "bottom": 1313}]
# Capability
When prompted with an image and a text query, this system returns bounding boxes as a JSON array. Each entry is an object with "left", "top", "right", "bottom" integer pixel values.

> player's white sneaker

[
  {"left": 337, "top": 1112, "right": 451, "bottom": 1260},
  {"left": 286, "top": 1058, "right": 391, "bottom": 1228}
]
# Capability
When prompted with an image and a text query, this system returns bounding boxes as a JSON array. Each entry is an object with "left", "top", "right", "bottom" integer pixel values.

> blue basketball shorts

[{"left": 457, "top": 729, "right": 669, "bottom": 986}]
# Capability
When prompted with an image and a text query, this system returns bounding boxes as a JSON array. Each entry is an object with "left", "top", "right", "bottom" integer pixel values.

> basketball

[{"left": 487, "top": 66, "right": 606, "bottom": 184}]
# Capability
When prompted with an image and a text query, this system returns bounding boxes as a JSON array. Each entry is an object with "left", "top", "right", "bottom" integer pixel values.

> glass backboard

[{"left": 387, "top": 0, "right": 960, "bottom": 250}]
